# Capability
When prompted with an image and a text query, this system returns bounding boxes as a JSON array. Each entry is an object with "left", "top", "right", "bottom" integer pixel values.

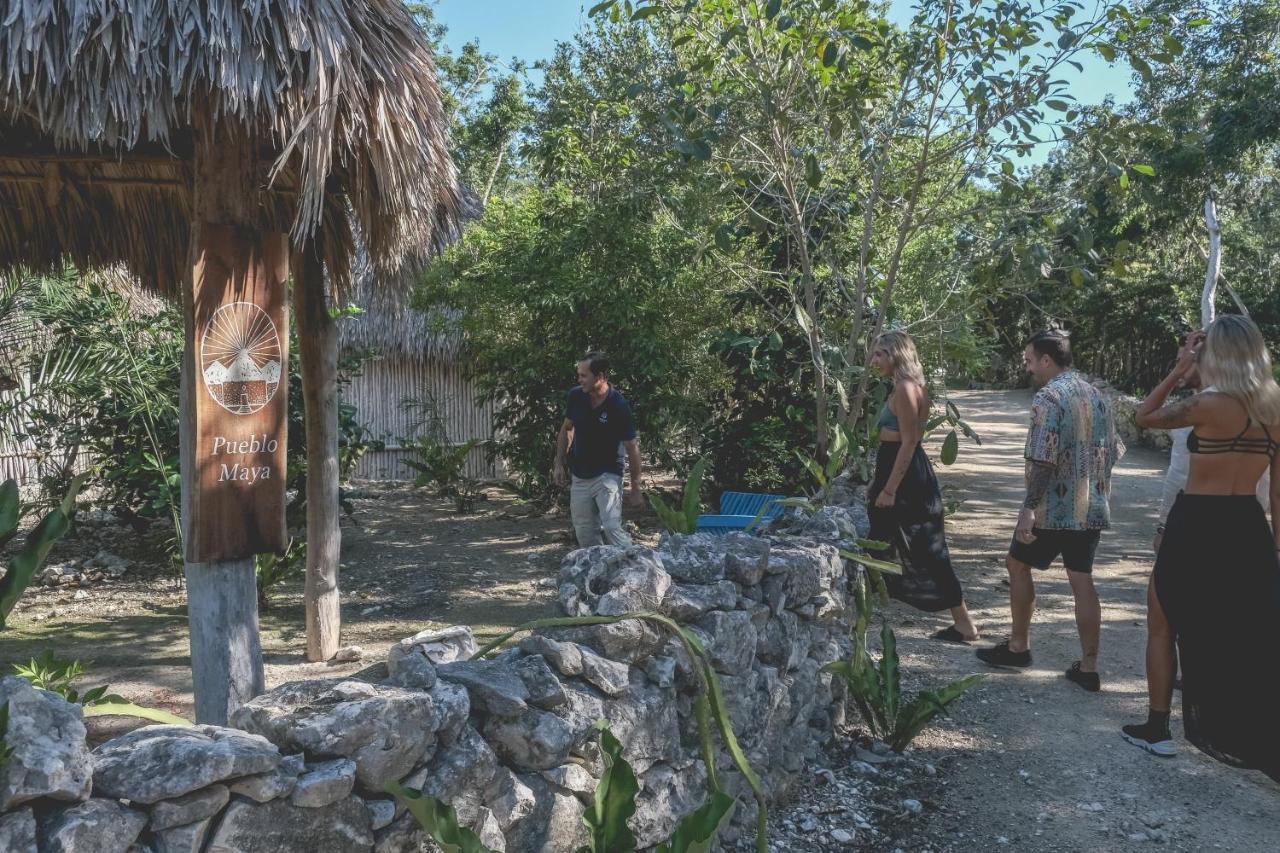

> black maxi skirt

[
  {"left": 1155, "top": 493, "right": 1280, "bottom": 782},
  {"left": 866, "top": 440, "right": 965, "bottom": 612}
]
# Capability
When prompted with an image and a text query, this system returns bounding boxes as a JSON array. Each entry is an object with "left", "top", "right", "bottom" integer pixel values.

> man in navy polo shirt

[{"left": 553, "top": 351, "right": 643, "bottom": 546}]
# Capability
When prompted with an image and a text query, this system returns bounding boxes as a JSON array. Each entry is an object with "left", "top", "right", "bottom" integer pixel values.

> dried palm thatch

[{"left": 0, "top": 0, "right": 461, "bottom": 295}]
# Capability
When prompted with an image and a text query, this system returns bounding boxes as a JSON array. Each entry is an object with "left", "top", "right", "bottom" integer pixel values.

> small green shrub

[
  {"left": 385, "top": 783, "right": 497, "bottom": 853},
  {"left": 255, "top": 539, "right": 307, "bottom": 610},
  {"left": 11, "top": 650, "right": 190, "bottom": 725},
  {"left": 647, "top": 457, "right": 708, "bottom": 534},
  {"left": 823, "top": 621, "right": 984, "bottom": 752}
]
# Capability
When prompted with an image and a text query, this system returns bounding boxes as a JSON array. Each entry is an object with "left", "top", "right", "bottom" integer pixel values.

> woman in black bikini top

[{"left": 1122, "top": 314, "right": 1280, "bottom": 779}]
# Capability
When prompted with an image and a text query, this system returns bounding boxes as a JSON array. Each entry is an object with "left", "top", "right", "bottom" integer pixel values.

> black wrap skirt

[
  {"left": 867, "top": 441, "right": 965, "bottom": 612},
  {"left": 1155, "top": 493, "right": 1280, "bottom": 782}
]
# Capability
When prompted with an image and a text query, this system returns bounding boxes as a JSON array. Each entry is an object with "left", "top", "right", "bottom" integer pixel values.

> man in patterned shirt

[{"left": 977, "top": 330, "right": 1125, "bottom": 692}]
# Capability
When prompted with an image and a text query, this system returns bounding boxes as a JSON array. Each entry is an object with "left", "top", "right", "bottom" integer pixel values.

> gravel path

[{"left": 893, "top": 390, "right": 1279, "bottom": 851}]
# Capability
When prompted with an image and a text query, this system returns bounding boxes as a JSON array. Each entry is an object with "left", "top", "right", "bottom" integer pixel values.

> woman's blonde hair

[
  {"left": 875, "top": 330, "right": 926, "bottom": 386},
  {"left": 1199, "top": 314, "right": 1280, "bottom": 426}
]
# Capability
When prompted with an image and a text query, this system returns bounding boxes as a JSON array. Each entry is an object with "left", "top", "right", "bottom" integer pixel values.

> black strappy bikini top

[{"left": 1187, "top": 416, "right": 1279, "bottom": 457}]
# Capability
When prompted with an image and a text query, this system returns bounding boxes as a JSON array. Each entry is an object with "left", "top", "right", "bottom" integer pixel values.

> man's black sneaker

[
  {"left": 975, "top": 640, "right": 1032, "bottom": 668},
  {"left": 1121, "top": 722, "right": 1177, "bottom": 757},
  {"left": 1065, "top": 661, "right": 1100, "bottom": 692}
]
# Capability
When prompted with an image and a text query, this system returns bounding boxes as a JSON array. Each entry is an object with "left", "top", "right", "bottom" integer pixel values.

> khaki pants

[{"left": 570, "top": 474, "right": 632, "bottom": 547}]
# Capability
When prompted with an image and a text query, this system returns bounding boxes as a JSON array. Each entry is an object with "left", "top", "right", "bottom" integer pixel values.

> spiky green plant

[
  {"left": 0, "top": 472, "right": 88, "bottom": 629},
  {"left": 647, "top": 457, "right": 708, "bottom": 534},
  {"left": 11, "top": 650, "right": 190, "bottom": 725}
]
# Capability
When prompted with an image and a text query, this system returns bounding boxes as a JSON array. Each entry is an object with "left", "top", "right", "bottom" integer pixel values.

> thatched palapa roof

[
  {"left": 0, "top": 0, "right": 461, "bottom": 294},
  {"left": 338, "top": 187, "right": 483, "bottom": 361}
]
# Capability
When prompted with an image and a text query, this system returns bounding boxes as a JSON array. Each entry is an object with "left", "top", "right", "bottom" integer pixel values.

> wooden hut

[
  {"left": 338, "top": 229, "right": 501, "bottom": 481},
  {"left": 0, "top": 1, "right": 461, "bottom": 722}
]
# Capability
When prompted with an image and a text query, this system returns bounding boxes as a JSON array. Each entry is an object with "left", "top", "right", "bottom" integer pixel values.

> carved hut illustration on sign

[{"left": 201, "top": 302, "right": 283, "bottom": 414}]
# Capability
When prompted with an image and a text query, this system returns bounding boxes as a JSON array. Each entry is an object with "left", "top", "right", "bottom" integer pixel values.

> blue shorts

[{"left": 1008, "top": 528, "right": 1102, "bottom": 574}]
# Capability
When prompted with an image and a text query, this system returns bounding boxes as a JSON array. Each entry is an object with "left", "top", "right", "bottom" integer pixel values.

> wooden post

[
  {"left": 1202, "top": 198, "right": 1220, "bottom": 327},
  {"left": 293, "top": 242, "right": 342, "bottom": 661},
  {"left": 181, "top": 116, "right": 268, "bottom": 724}
]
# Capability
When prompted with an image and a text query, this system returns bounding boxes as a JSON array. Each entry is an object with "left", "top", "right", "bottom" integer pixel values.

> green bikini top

[{"left": 876, "top": 402, "right": 900, "bottom": 432}]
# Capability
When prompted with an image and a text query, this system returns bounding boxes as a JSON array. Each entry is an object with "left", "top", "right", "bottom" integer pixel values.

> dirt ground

[
  {"left": 0, "top": 483, "right": 657, "bottom": 719},
  {"left": 887, "top": 390, "right": 1279, "bottom": 852},
  {"left": 3, "top": 390, "right": 1278, "bottom": 849}
]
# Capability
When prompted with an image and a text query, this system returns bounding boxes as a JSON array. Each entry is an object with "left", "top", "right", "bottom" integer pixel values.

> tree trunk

[
  {"left": 293, "top": 243, "right": 342, "bottom": 662},
  {"left": 1202, "top": 197, "right": 1220, "bottom": 327},
  {"left": 182, "top": 116, "right": 266, "bottom": 725}
]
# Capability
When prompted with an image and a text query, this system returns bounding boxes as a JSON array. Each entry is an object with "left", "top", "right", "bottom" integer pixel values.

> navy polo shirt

[{"left": 564, "top": 386, "right": 637, "bottom": 478}]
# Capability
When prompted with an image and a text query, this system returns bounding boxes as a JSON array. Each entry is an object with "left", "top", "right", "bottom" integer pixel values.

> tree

[{"left": 592, "top": 0, "right": 1167, "bottom": 454}]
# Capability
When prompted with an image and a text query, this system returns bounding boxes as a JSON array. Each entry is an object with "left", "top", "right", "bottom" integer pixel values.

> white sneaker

[{"left": 1121, "top": 726, "right": 1177, "bottom": 757}]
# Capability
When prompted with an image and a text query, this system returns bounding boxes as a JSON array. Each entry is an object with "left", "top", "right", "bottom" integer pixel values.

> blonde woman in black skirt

[
  {"left": 867, "top": 331, "right": 980, "bottom": 643},
  {"left": 1123, "top": 314, "right": 1280, "bottom": 782}
]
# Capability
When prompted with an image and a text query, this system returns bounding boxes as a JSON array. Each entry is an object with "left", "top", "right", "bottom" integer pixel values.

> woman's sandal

[{"left": 931, "top": 626, "right": 978, "bottom": 645}]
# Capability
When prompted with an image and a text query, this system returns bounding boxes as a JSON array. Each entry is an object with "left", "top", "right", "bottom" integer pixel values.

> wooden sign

[{"left": 188, "top": 224, "right": 289, "bottom": 563}]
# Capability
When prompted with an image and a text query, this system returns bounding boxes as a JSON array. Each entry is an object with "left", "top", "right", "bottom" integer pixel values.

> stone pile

[{"left": 1, "top": 494, "right": 875, "bottom": 852}]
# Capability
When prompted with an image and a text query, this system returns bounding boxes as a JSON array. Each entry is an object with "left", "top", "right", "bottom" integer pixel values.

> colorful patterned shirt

[{"left": 1024, "top": 370, "right": 1125, "bottom": 530}]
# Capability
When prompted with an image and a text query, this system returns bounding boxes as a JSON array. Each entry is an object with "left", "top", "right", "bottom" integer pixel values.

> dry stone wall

[{"left": 0, "top": 484, "right": 872, "bottom": 853}]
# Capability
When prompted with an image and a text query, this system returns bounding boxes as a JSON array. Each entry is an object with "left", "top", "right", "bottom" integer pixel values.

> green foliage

[
  {"left": 823, "top": 621, "right": 984, "bottom": 752},
  {"left": 655, "top": 790, "right": 736, "bottom": 853},
  {"left": 926, "top": 399, "right": 983, "bottom": 467},
  {"left": 0, "top": 473, "right": 86, "bottom": 629},
  {"left": 11, "top": 650, "right": 190, "bottom": 725},
  {"left": 387, "top": 783, "right": 499, "bottom": 853},
  {"left": 0, "top": 702, "right": 11, "bottom": 768},
  {"left": 404, "top": 436, "right": 486, "bottom": 512},
  {"left": 579, "top": 721, "right": 641, "bottom": 852},
  {"left": 418, "top": 22, "right": 729, "bottom": 501},
  {"left": 0, "top": 271, "right": 378, "bottom": 556},
  {"left": 255, "top": 539, "right": 307, "bottom": 610},
  {"left": 648, "top": 458, "right": 708, "bottom": 534}
]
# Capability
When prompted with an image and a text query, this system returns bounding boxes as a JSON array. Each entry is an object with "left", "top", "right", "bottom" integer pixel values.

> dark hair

[
  {"left": 580, "top": 351, "right": 610, "bottom": 378},
  {"left": 1027, "top": 330, "right": 1073, "bottom": 368}
]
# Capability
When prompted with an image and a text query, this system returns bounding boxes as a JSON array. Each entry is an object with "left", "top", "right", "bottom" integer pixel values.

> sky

[{"left": 432, "top": 0, "right": 1137, "bottom": 159}]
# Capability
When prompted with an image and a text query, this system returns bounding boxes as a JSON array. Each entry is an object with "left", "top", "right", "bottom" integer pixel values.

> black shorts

[{"left": 1008, "top": 528, "right": 1102, "bottom": 574}]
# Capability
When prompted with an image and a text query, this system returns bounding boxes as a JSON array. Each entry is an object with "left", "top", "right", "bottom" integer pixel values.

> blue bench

[{"left": 694, "top": 491, "right": 788, "bottom": 535}]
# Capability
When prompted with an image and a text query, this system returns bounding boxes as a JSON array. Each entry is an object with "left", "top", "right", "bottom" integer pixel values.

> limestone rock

[
  {"left": 665, "top": 580, "right": 740, "bottom": 622},
  {"left": 632, "top": 761, "right": 708, "bottom": 847},
  {"left": 151, "top": 818, "right": 214, "bottom": 853},
  {"left": 643, "top": 655, "right": 676, "bottom": 688},
  {"left": 436, "top": 659, "right": 530, "bottom": 717},
  {"left": 149, "top": 784, "right": 229, "bottom": 832},
  {"left": 558, "top": 546, "right": 671, "bottom": 616},
  {"left": 483, "top": 709, "right": 576, "bottom": 771},
  {"left": 579, "top": 648, "right": 631, "bottom": 697},
  {"left": 205, "top": 795, "right": 372, "bottom": 852},
  {"left": 290, "top": 758, "right": 356, "bottom": 808},
  {"left": 474, "top": 807, "right": 506, "bottom": 852},
  {"left": 231, "top": 680, "right": 435, "bottom": 790},
  {"left": 92, "top": 725, "right": 279, "bottom": 804},
  {"left": 388, "top": 625, "right": 477, "bottom": 670},
  {"left": 540, "top": 763, "right": 597, "bottom": 802},
  {"left": 429, "top": 680, "right": 471, "bottom": 746},
  {"left": 517, "top": 655, "right": 567, "bottom": 709},
  {"left": 372, "top": 812, "right": 424, "bottom": 853},
  {"left": 365, "top": 798, "right": 396, "bottom": 831},
  {"left": 486, "top": 769, "right": 537, "bottom": 831},
  {"left": 695, "top": 609, "right": 758, "bottom": 674},
  {"left": 40, "top": 799, "right": 146, "bottom": 853},
  {"left": 518, "top": 635, "right": 584, "bottom": 676},
  {"left": 226, "top": 754, "right": 303, "bottom": 803},
  {"left": 657, "top": 532, "right": 770, "bottom": 586},
  {"left": 546, "top": 619, "right": 664, "bottom": 664},
  {"left": 763, "top": 541, "right": 844, "bottom": 604},
  {"left": 0, "top": 807, "right": 36, "bottom": 853},
  {"left": 401, "top": 725, "right": 497, "bottom": 805},
  {"left": 0, "top": 676, "right": 92, "bottom": 809}
]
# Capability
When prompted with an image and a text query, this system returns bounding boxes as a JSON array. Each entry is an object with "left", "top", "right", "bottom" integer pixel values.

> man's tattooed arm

[{"left": 1023, "top": 462, "right": 1055, "bottom": 511}]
